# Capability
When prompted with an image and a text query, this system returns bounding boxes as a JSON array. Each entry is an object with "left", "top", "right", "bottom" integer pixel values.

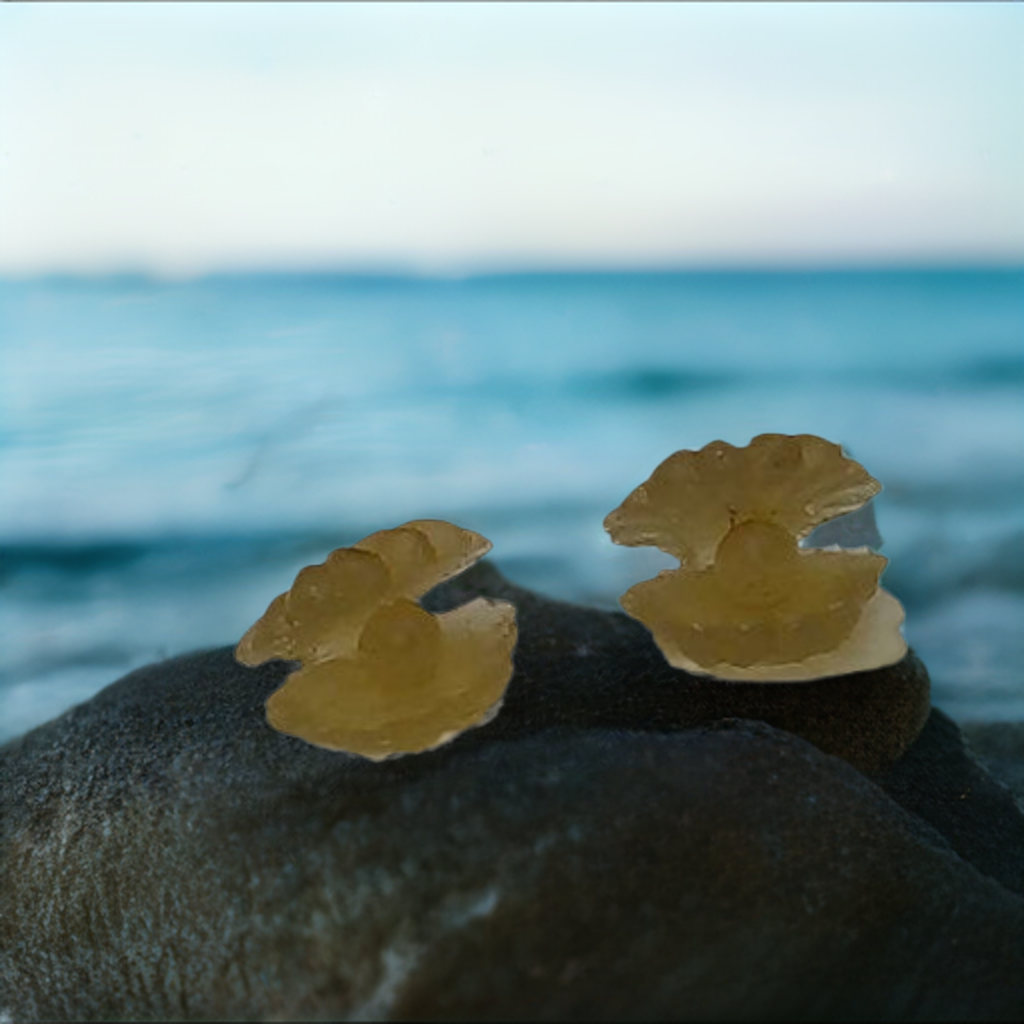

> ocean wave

[
  {"left": 885, "top": 530, "right": 1024, "bottom": 610},
  {"left": 567, "top": 367, "right": 737, "bottom": 401},
  {"left": 2, "top": 269, "right": 1022, "bottom": 734}
]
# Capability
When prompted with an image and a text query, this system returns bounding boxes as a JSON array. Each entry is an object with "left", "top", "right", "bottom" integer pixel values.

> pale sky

[{"left": 1, "top": 3, "right": 1021, "bottom": 275}]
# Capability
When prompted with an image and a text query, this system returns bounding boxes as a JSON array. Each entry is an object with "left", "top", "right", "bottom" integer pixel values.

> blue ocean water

[{"left": 2, "top": 270, "right": 1023, "bottom": 742}]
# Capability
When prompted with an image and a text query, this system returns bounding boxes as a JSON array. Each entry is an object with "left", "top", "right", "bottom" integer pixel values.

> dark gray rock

[
  {"left": 874, "top": 709, "right": 1024, "bottom": 897},
  {"left": 423, "top": 562, "right": 932, "bottom": 775},
  {"left": 961, "top": 721, "right": 1024, "bottom": 805},
  {"left": 2, "top": 563, "right": 1022, "bottom": 1022}
]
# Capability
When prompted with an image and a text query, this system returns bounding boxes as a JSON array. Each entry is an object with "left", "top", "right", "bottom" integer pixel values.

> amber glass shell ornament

[
  {"left": 236, "top": 521, "right": 518, "bottom": 759},
  {"left": 604, "top": 434, "right": 907, "bottom": 681}
]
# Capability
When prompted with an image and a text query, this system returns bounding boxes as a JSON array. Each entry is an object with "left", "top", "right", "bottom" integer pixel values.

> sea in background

[{"left": 2, "top": 269, "right": 1022, "bottom": 743}]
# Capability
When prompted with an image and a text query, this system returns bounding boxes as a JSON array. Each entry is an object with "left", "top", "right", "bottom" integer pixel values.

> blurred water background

[{"left": 1, "top": 267, "right": 1022, "bottom": 741}]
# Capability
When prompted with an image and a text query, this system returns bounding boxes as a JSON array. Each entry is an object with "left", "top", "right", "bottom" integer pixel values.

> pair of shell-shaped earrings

[{"left": 237, "top": 434, "right": 907, "bottom": 760}]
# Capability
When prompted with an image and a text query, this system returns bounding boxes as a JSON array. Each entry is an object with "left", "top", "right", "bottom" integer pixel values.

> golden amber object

[
  {"left": 605, "top": 434, "right": 907, "bottom": 681},
  {"left": 236, "top": 520, "right": 517, "bottom": 758}
]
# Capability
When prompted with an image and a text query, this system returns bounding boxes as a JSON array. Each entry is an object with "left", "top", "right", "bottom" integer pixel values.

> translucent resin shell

[
  {"left": 604, "top": 434, "right": 907, "bottom": 681},
  {"left": 237, "top": 520, "right": 518, "bottom": 758}
]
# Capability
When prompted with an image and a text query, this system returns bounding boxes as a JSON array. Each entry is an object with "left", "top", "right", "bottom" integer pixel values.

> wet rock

[{"left": 1, "top": 564, "right": 1022, "bottom": 1022}]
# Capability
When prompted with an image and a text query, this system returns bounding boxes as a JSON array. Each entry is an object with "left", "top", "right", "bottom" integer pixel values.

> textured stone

[
  {"left": 961, "top": 722, "right": 1024, "bottom": 805},
  {"left": 1, "top": 563, "right": 1022, "bottom": 1022},
  {"left": 874, "top": 709, "right": 1024, "bottom": 897},
  {"left": 423, "top": 562, "right": 930, "bottom": 774}
]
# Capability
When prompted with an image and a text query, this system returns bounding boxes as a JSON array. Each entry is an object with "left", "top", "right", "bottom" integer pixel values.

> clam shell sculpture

[
  {"left": 236, "top": 520, "right": 517, "bottom": 759},
  {"left": 605, "top": 434, "right": 907, "bottom": 681}
]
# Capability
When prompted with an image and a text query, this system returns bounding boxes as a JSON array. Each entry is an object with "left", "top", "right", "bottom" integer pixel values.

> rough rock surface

[
  {"left": 875, "top": 710, "right": 1024, "bottom": 896},
  {"left": 1, "top": 564, "right": 1023, "bottom": 1022},
  {"left": 424, "top": 563, "right": 931, "bottom": 775},
  {"left": 961, "top": 721, "right": 1024, "bottom": 805}
]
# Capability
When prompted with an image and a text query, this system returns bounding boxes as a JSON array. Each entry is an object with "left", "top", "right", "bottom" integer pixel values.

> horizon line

[{"left": 3, "top": 259, "right": 1023, "bottom": 285}]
